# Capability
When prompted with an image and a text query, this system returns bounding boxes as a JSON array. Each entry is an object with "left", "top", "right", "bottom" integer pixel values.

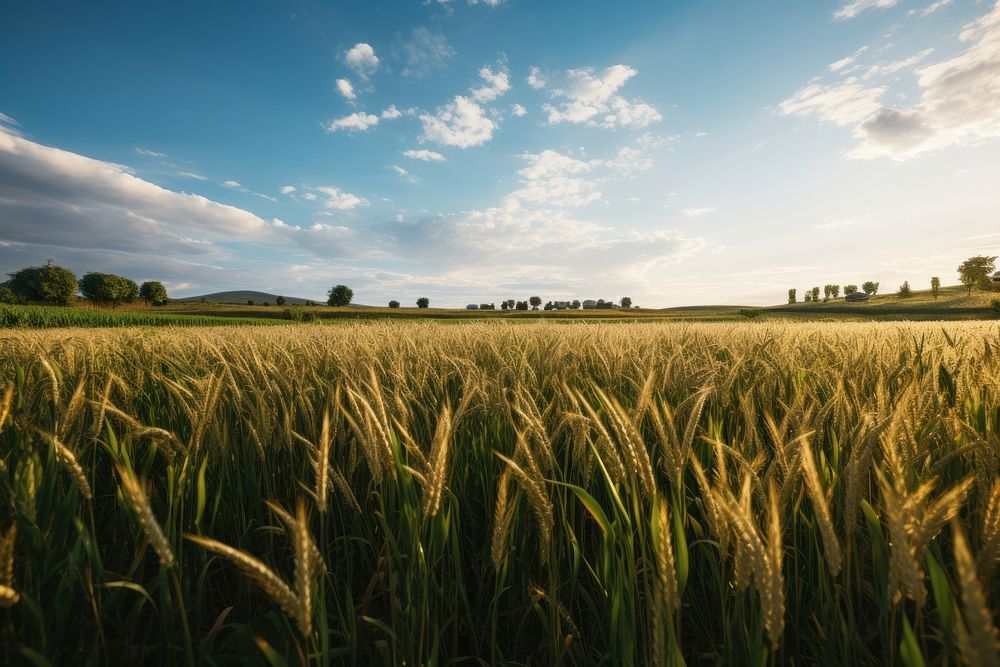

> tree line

[
  {"left": 0, "top": 261, "right": 168, "bottom": 307},
  {"left": 787, "top": 255, "right": 998, "bottom": 304}
]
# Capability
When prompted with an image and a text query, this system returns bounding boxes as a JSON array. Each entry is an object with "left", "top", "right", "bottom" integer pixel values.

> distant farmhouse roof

[{"left": 466, "top": 304, "right": 479, "bottom": 309}]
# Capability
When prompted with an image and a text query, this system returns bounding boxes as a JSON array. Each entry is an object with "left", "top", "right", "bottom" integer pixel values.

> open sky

[{"left": 2, "top": 0, "right": 999, "bottom": 307}]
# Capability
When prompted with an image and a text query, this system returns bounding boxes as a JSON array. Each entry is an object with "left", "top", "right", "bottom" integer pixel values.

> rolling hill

[{"left": 177, "top": 291, "right": 315, "bottom": 305}]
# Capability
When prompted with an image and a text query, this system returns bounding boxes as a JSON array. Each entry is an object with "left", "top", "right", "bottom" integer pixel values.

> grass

[
  {"left": 0, "top": 304, "right": 290, "bottom": 328},
  {"left": 0, "top": 321, "right": 998, "bottom": 665}
]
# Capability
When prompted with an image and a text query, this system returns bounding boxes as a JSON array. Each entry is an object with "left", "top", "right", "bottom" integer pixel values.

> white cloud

[
  {"left": 335, "top": 78, "right": 356, "bottom": 101},
  {"left": 316, "top": 185, "right": 368, "bottom": 210},
  {"left": 302, "top": 192, "right": 317, "bottom": 201},
  {"left": 834, "top": 0, "right": 898, "bottom": 20},
  {"left": 850, "top": 2, "right": 1000, "bottom": 159},
  {"left": 511, "top": 103, "right": 527, "bottom": 117},
  {"left": 419, "top": 95, "right": 496, "bottom": 148},
  {"left": 779, "top": 77, "right": 886, "bottom": 126},
  {"left": 922, "top": 0, "right": 953, "bottom": 16},
  {"left": 0, "top": 127, "right": 268, "bottom": 260},
  {"left": 681, "top": 207, "right": 716, "bottom": 218},
  {"left": 401, "top": 27, "right": 454, "bottom": 78},
  {"left": 543, "top": 65, "right": 662, "bottom": 129},
  {"left": 223, "top": 180, "right": 242, "bottom": 189},
  {"left": 510, "top": 150, "right": 601, "bottom": 207},
  {"left": 862, "top": 48, "right": 934, "bottom": 80},
  {"left": 280, "top": 185, "right": 296, "bottom": 194},
  {"left": 403, "top": 149, "right": 447, "bottom": 162},
  {"left": 344, "top": 43, "right": 379, "bottom": 76},
  {"left": 178, "top": 171, "right": 208, "bottom": 181},
  {"left": 389, "top": 165, "right": 419, "bottom": 183},
  {"left": 829, "top": 46, "right": 869, "bottom": 72},
  {"left": 470, "top": 65, "right": 511, "bottom": 102},
  {"left": 526, "top": 66, "right": 546, "bottom": 90},
  {"left": 135, "top": 147, "right": 166, "bottom": 158},
  {"left": 814, "top": 218, "right": 861, "bottom": 230},
  {"left": 380, "top": 105, "right": 403, "bottom": 119},
  {"left": 0, "top": 112, "right": 18, "bottom": 126},
  {"left": 326, "top": 112, "right": 380, "bottom": 133}
]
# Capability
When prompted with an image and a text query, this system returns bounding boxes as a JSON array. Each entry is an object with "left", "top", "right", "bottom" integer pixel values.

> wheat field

[{"left": 0, "top": 321, "right": 998, "bottom": 665}]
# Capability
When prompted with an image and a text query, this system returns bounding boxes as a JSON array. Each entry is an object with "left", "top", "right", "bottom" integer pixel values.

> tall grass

[
  {"left": 0, "top": 321, "right": 998, "bottom": 665},
  {"left": 0, "top": 304, "right": 287, "bottom": 328}
]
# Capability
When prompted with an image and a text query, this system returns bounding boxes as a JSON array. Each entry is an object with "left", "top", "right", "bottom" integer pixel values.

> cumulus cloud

[
  {"left": 834, "top": 0, "right": 898, "bottom": 20},
  {"left": 280, "top": 185, "right": 296, "bottom": 194},
  {"left": 510, "top": 150, "right": 602, "bottom": 207},
  {"left": 403, "top": 149, "right": 447, "bottom": 162},
  {"left": 326, "top": 112, "right": 380, "bottom": 133},
  {"left": 526, "top": 66, "right": 546, "bottom": 90},
  {"left": 401, "top": 27, "right": 455, "bottom": 78},
  {"left": 511, "top": 103, "right": 527, "bottom": 117},
  {"left": 335, "top": 78, "right": 356, "bottom": 101},
  {"left": 0, "top": 127, "right": 267, "bottom": 265},
  {"left": 470, "top": 65, "right": 511, "bottom": 102},
  {"left": 222, "top": 179, "right": 242, "bottom": 189},
  {"left": 419, "top": 96, "right": 496, "bottom": 148},
  {"left": 380, "top": 105, "right": 403, "bottom": 119},
  {"left": 542, "top": 65, "right": 662, "bottom": 129},
  {"left": 344, "top": 42, "right": 379, "bottom": 77},
  {"left": 315, "top": 185, "right": 368, "bottom": 210},
  {"left": 851, "top": 2, "right": 1000, "bottom": 159}
]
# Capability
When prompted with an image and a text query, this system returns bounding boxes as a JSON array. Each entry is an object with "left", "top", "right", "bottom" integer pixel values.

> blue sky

[{"left": 2, "top": 0, "right": 999, "bottom": 306}]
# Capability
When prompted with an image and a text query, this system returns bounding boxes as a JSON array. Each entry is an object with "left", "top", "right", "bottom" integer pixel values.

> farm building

[
  {"left": 466, "top": 304, "right": 479, "bottom": 309},
  {"left": 581, "top": 300, "right": 598, "bottom": 309}
]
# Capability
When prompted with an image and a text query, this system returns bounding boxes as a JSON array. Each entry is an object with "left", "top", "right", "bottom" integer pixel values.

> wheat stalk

[{"left": 117, "top": 466, "right": 174, "bottom": 567}]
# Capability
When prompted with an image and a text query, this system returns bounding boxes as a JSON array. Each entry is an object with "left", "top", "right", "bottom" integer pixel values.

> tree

[
  {"left": 388, "top": 300, "right": 400, "bottom": 308},
  {"left": 931, "top": 276, "right": 940, "bottom": 298},
  {"left": 79, "top": 272, "right": 138, "bottom": 307},
  {"left": 844, "top": 284, "right": 858, "bottom": 295},
  {"left": 810, "top": 287, "right": 820, "bottom": 302},
  {"left": 898, "top": 281, "right": 912, "bottom": 297},
  {"left": 957, "top": 255, "right": 997, "bottom": 294},
  {"left": 571, "top": 300, "right": 581, "bottom": 310},
  {"left": 500, "top": 301, "right": 508, "bottom": 310},
  {"left": 830, "top": 285, "right": 840, "bottom": 299},
  {"left": 515, "top": 300, "right": 528, "bottom": 311},
  {"left": 823, "top": 285, "right": 832, "bottom": 302},
  {"left": 327, "top": 284, "right": 353, "bottom": 307},
  {"left": 862, "top": 281, "right": 880, "bottom": 296},
  {"left": 787, "top": 288, "right": 796, "bottom": 304},
  {"left": 620, "top": 296, "right": 632, "bottom": 308},
  {"left": 247, "top": 299, "right": 254, "bottom": 306},
  {"left": 275, "top": 296, "right": 286, "bottom": 306},
  {"left": 506, "top": 299, "right": 515, "bottom": 309},
  {"left": 139, "top": 281, "right": 168, "bottom": 306},
  {"left": 0, "top": 284, "right": 18, "bottom": 304},
  {"left": 804, "top": 292, "right": 812, "bottom": 303},
  {"left": 529, "top": 296, "right": 542, "bottom": 310},
  {"left": 6, "top": 260, "right": 77, "bottom": 305},
  {"left": 416, "top": 297, "right": 429, "bottom": 308}
]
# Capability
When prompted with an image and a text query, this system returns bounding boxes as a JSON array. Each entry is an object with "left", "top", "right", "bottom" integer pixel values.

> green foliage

[
  {"left": 5, "top": 260, "right": 78, "bottom": 305},
  {"left": 862, "top": 281, "right": 880, "bottom": 296},
  {"left": 898, "top": 281, "right": 912, "bottom": 297},
  {"left": 275, "top": 296, "right": 286, "bottom": 306},
  {"left": 79, "top": 272, "right": 139, "bottom": 306},
  {"left": 620, "top": 296, "right": 633, "bottom": 308},
  {"left": 737, "top": 308, "right": 764, "bottom": 319},
  {"left": 327, "top": 284, "right": 353, "bottom": 307},
  {"left": 0, "top": 283, "right": 19, "bottom": 304},
  {"left": 139, "top": 280, "right": 168, "bottom": 306},
  {"left": 991, "top": 299, "right": 1000, "bottom": 315},
  {"left": 529, "top": 296, "right": 542, "bottom": 309},
  {"left": 844, "top": 284, "right": 858, "bottom": 295},
  {"left": 416, "top": 297, "right": 429, "bottom": 308},
  {"left": 388, "top": 300, "right": 400, "bottom": 308},
  {"left": 931, "top": 276, "right": 940, "bottom": 298},
  {"left": 957, "top": 255, "right": 997, "bottom": 294},
  {"left": 0, "top": 304, "right": 283, "bottom": 328},
  {"left": 787, "top": 288, "right": 796, "bottom": 304}
]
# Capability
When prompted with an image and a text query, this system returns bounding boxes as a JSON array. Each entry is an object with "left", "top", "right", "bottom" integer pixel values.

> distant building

[
  {"left": 582, "top": 299, "right": 598, "bottom": 309},
  {"left": 596, "top": 301, "right": 614, "bottom": 309},
  {"left": 845, "top": 291, "right": 870, "bottom": 302},
  {"left": 466, "top": 304, "right": 479, "bottom": 309},
  {"left": 552, "top": 301, "right": 571, "bottom": 309}
]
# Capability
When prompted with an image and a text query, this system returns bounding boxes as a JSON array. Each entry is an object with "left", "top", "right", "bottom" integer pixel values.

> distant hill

[{"left": 177, "top": 291, "right": 316, "bottom": 305}]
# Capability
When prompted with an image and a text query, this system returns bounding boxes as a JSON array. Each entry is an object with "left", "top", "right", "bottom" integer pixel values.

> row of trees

[
  {"left": 0, "top": 261, "right": 168, "bottom": 306},
  {"left": 789, "top": 281, "right": 882, "bottom": 304}
]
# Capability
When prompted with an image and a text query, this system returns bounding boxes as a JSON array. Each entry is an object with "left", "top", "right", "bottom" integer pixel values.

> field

[{"left": 0, "top": 321, "right": 998, "bottom": 665}]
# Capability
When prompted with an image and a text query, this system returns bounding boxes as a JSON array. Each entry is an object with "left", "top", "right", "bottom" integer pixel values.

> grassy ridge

[
  {"left": 0, "top": 322, "right": 998, "bottom": 665},
  {"left": 0, "top": 304, "right": 288, "bottom": 328}
]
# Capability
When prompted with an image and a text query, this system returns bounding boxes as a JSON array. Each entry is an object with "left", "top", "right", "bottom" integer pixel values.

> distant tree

[
  {"left": 139, "top": 281, "right": 168, "bottom": 306},
  {"left": 327, "top": 284, "right": 353, "bottom": 307},
  {"left": 991, "top": 299, "right": 1000, "bottom": 315},
  {"left": 844, "top": 284, "right": 858, "bottom": 295},
  {"left": 543, "top": 301, "right": 553, "bottom": 311},
  {"left": 804, "top": 292, "right": 812, "bottom": 303},
  {"left": 931, "top": 276, "right": 941, "bottom": 298},
  {"left": 388, "top": 300, "right": 400, "bottom": 308},
  {"left": 810, "top": 287, "right": 820, "bottom": 302},
  {"left": 275, "top": 296, "right": 286, "bottom": 306},
  {"left": 515, "top": 300, "right": 528, "bottom": 311},
  {"left": 571, "top": 299, "right": 581, "bottom": 310},
  {"left": 500, "top": 301, "right": 509, "bottom": 310},
  {"left": 957, "top": 255, "right": 997, "bottom": 294},
  {"left": 787, "top": 288, "right": 796, "bottom": 304},
  {"left": 79, "top": 272, "right": 138, "bottom": 307},
  {"left": 738, "top": 308, "right": 764, "bottom": 319},
  {"left": 823, "top": 285, "right": 832, "bottom": 302},
  {"left": 247, "top": 299, "right": 254, "bottom": 306},
  {"left": 620, "top": 296, "right": 633, "bottom": 308},
  {"left": 529, "top": 296, "right": 542, "bottom": 310},
  {"left": 830, "top": 285, "right": 840, "bottom": 299},
  {"left": 417, "top": 297, "right": 429, "bottom": 309},
  {"left": 505, "top": 299, "right": 515, "bottom": 309},
  {"left": 0, "top": 284, "right": 18, "bottom": 304},
  {"left": 6, "top": 260, "right": 77, "bottom": 305},
  {"left": 480, "top": 303, "right": 493, "bottom": 310},
  {"left": 862, "top": 281, "right": 880, "bottom": 297},
  {"left": 898, "top": 281, "right": 912, "bottom": 297}
]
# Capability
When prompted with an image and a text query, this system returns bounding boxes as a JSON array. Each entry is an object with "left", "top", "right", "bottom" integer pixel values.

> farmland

[{"left": 0, "top": 321, "right": 998, "bottom": 665}]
